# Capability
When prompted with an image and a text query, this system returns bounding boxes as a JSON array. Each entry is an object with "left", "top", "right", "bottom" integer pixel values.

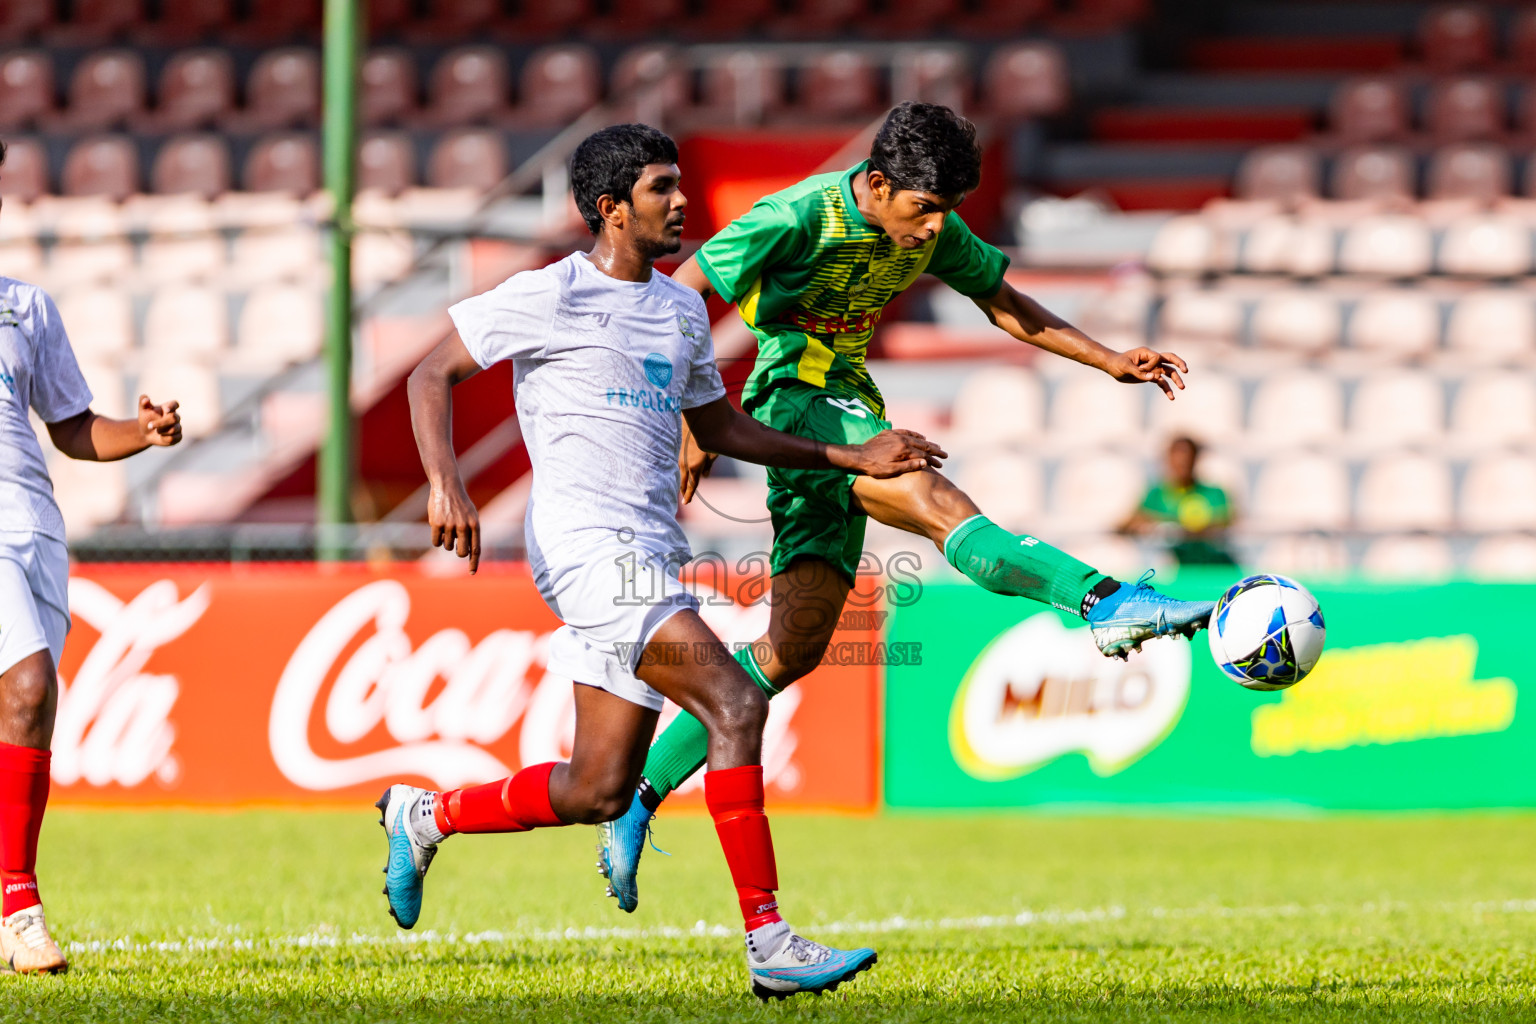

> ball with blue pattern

[{"left": 1208, "top": 574, "right": 1326, "bottom": 691}]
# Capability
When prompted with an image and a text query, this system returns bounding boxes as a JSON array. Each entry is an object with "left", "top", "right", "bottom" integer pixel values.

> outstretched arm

[
  {"left": 974, "top": 281, "right": 1189, "bottom": 400},
  {"left": 47, "top": 395, "right": 181, "bottom": 461},
  {"left": 408, "top": 332, "right": 485, "bottom": 573},
  {"left": 683, "top": 396, "right": 944, "bottom": 477}
]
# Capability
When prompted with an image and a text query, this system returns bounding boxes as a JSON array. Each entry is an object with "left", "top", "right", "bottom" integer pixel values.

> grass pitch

[{"left": 3, "top": 809, "right": 1535, "bottom": 1022}]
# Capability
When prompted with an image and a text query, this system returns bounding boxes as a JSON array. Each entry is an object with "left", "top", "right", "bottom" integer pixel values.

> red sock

[
  {"left": 434, "top": 762, "right": 565, "bottom": 836},
  {"left": 0, "top": 744, "right": 49, "bottom": 918},
  {"left": 705, "top": 765, "right": 782, "bottom": 930}
]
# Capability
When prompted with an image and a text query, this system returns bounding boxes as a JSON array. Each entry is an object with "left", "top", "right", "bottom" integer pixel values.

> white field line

[{"left": 62, "top": 898, "right": 1536, "bottom": 956}]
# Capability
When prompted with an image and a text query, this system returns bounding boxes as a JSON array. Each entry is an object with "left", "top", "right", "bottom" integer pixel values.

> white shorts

[
  {"left": 0, "top": 532, "right": 70, "bottom": 677},
  {"left": 536, "top": 543, "right": 698, "bottom": 712}
]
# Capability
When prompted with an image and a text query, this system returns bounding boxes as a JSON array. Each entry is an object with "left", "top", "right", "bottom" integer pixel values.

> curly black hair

[
  {"left": 868, "top": 102, "right": 982, "bottom": 198},
  {"left": 570, "top": 123, "right": 678, "bottom": 235}
]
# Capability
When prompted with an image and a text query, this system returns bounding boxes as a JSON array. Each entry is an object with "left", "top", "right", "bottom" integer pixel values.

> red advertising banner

[{"left": 53, "top": 564, "right": 880, "bottom": 810}]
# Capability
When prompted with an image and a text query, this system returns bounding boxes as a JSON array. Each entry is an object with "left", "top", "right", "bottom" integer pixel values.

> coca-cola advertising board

[{"left": 53, "top": 564, "right": 880, "bottom": 810}]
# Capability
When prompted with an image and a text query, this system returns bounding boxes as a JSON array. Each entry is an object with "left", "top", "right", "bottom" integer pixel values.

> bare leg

[
  {"left": 636, "top": 608, "right": 767, "bottom": 770},
  {"left": 547, "top": 684, "right": 658, "bottom": 824},
  {"left": 0, "top": 651, "right": 57, "bottom": 750}
]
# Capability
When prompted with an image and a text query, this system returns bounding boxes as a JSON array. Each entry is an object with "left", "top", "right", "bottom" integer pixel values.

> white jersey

[
  {"left": 448, "top": 251, "right": 726, "bottom": 569},
  {"left": 0, "top": 278, "right": 92, "bottom": 541}
]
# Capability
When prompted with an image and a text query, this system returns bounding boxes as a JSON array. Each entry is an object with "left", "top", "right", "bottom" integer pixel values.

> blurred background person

[{"left": 1119, "top": 436, "right": 1236, "bottom": 567}]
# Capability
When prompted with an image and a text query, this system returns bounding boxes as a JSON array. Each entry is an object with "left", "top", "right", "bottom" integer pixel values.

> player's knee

[
  {"left": 564, "top": 766, "right": 638, "bottom": 824},
  {"left": 1, "top": 658, "right": 55, "bottom": 721},
  {"left": 711, "top": 682, "right": 768, "bottom": 741}
]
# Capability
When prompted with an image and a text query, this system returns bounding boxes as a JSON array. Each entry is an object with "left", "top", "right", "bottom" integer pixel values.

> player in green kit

[{"left": 597, "top": 103, "right": 1215, "bottom": 911}]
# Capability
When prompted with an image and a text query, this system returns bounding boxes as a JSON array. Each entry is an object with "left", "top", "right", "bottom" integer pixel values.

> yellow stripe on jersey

[
  {"left": 795, "top": 333, "right": 836, "bottom": 388},
  {"left": 738, "top": 277, "right": 764, "bottom": 327}
]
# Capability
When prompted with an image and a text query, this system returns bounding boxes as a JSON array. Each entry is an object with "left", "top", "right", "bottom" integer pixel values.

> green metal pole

[{"left": 318, "top": 0, "right": 358, "bottom": 560}]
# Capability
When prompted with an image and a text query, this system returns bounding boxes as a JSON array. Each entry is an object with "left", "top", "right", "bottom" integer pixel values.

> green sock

[
  {"left": 943, "top": 514, "right": 1109, "bottom": 617},
  {"left": 638, "top": 645, "right": 779, "bottom": 808}
]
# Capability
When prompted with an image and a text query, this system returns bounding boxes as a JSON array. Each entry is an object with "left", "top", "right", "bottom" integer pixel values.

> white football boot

[{"left": 0, "top": 905, "right": 67, "bottom": 974}]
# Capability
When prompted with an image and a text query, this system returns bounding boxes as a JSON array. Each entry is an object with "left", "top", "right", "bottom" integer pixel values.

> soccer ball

[{"left": 1208, "top": 575, "right": 1326, "bottom": 691}]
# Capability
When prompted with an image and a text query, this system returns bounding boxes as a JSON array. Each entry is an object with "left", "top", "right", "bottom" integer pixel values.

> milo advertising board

[{"left": 885, "top": 574, "right": 1530, "bottom": 810}]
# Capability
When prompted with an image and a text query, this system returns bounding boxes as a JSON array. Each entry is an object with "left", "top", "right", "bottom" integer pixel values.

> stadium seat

[
  {"left": 139, "top": 195, "right": 226, "bottom": 282},
  {"left": 687, "top": 0, "right": 777, "bottom": 38},
  {"left": 1359, "top": 535, "right": 1454, "bottom": 580},
  {"left": 0, "top": 1, "right": 53, "bottom": 44},
  {"left": 962, "top": 0, "right": 1053, "bottom": 36},
  {"left": 1050, "top": 373, "right": 1144, "bottom": 450},
  {"left": 232, "top": 0, "right": 321, "bottom": 42},
  {"left": 1251, "top": 291, "right": 1343, "bottom": 354},
  {"left": 1256, "top": 534, "right": 1350, "bottom": 577},
  {"left": 1145, "top": 370, "right": 1242, "bottom": 439},
  {"left": 1438, "top": 215, "right": 1533, "bottom": 277},
  {"left": 1146, "top": 216, "right": 1226, "bottom": 276},
  {"left": 1461, "top": 453, "right": 1536, "bottom": 532},
  {"left": 61, "top": 136, "right": 140, "bottom": 201},
  {"left": 1249, "top": 372, "right": 1344, "bottom": 445},
  {"left": 949, "top": 365, "right": 1045, "bottom": 448},
  {"left": 72, "top": 358, "right": 127, "bottom": 418},
  {"left": 413, "top": 0, "right": 503, "bottom": 35},
  {"left": 48, "top": 199, "right": 134, "bottom": 285},
  {"left": 152, "top": 134, "right": 232, "bottom": 199},
  {"left": 1249, "top": 453, "right": 1351, "bottom": 531},
  {"left": 588, "top": 0, "right": 686, "bottom": 36},
  {"left": 54, "top": 51, "right": 147, "bottom": 132},
  {"left": 1356, "top": 453, "right": 1454, "bottom": 531},
  {"left": 229, "top": 225, "right": 317, "bottom": 285},
  {"left": 1048, "top": 451, "right": 1145, "bottom": 533},
  {"left": 0, "top": 207, "right": 44, "bottom": 279},
  {"left": 358, "top": 132, "right": 416, "bottom": 196},
  {"left": 235, "top": 282, "right": 323, "bottom": 368},
  {"left": 45, "top": 0, "right": 142, "bottom": 45},
  {"left": 772, "top": 0, "right": 867, "bottom": 37},
  {"left": 0, "top": 138, "right": 50, "bottom": 204},
  {"left": 352, "top": 229, "right": 415, "bottom": 289},
  {"left": 1424, "top": 77, "right": 1505, "bottom": 143},
  {"left": 136, "top": 0, "right": 232, "bottom": 44},
  {"left": 1513, "top": 8, "right": 1536, "bottom": 72},
  {"left": 1235, "top": 145, "right": 1320, "bottom": 204},
  {"left": 1348, "top": 370, "right": 1445, "bottom": 448},
  {"left": 426, "top": 129, "right": 507, "bottom": 192},
  {"left": 502, "top": 0, "right": 590, "bottom": 39},
  {"left": 144, "top": 284, "right": 229, "bottom": 360},
  {"left": 138, "top": 360, "right": 221, "bottom": 438},
  {"left": 1467, "top": 534, "right": 1536, "bottom": 581},
  {"left": 242, "top": 134, "right": 319, "bottom": 195},
  {"left": 1156, "top": 289, "right": 1243, "bottom": 345},
  {"left": 149, "top": 50, "right": 236, "bottom": 132},
  {"left": 697, "top": 50, "right": 786, "bottom": 125},
  {"left": 55, "top": 286, "right": 135, "bottom": 364},
  {"left": 892, "top": 48, "right": 971, "bottom": 112},
  {"left": 1338, "top": 215, "right": 1434, "bottom": 278},
  {"left": 1446, "top": 289, "right": 1536, "bottom": 362},
  {"left": 1425, "top": 144, "right": 1510, "bottom": 201},
  {"left": 612, "top": 46, "right": 692, "bottom": 123},
  {"left": 1329, "top": 78, "right": 1410, "bottom": 143},
  {"left": 236, "top": 48, "right": 321, "bottom": 130},
  {"left": 1347, "top": 290, "right": 1441, "bottom": 359},
  {"left": 365, "top": 0, "right": 411, "bottom": 34},
  {"left": 49, "top": 455, "right": 128, "bottom": 534},
  {"left": 1418, "top": 3, "right": 1495, "bottom": 71},
  {"left": 422, "top": 46, "right": 510, "bottom": 126},
  {"left": 361, "top": 49, "right": 417, "bottom": 126},
  {"left": 512, "top": 45, "right": 603, "bottom": 127},
  {"left": 981, "top": 42, "right": 1069, "bottom": 120},
  {"left": 1240, "top": 216, "right": 1334, "bottom": 276},
  {"left": 955, "top": 451, "right": 1043, "bottom": 533},
  {"left": 1451, "top": 372, "right": 1536, "bottom": 447},
  {"left": 0, "top": 52, "right": 53, "bottom": 131},
  {"left": 1331, "top": 146, "right": 1415, "bottom": 203},
  {"left": 796, "top": 50, "right": 883, "bottom": 121}
]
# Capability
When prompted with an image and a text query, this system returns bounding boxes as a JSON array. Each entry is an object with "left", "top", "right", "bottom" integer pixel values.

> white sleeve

[
  {"left": 28, "top": 290, "right": 93, "bottom": 424},
  {"left": 681, "top": 304, "right": 726, "bottom": 410},
  {"left": 447, "top": 268, "right": 561, "bottom": 369}
]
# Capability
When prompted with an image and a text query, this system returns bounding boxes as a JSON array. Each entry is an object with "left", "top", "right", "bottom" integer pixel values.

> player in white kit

[
  {"left": 377, "top": 124, "right": 943, "bottom": 999},
  {"left": 0, "top": 139, "right": 183, "bottom": 974}
]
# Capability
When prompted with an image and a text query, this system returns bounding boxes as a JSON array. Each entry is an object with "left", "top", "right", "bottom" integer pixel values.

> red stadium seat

[
  {"left": 134, "top": 0, "right": 230, "bottom": 43},
  {"left": 426, "top": 130, "right": 507, "bottom": 192},
  {"left": 243, "top": 133, "right": 319, "bottom": 195},
  {"left": 1418, "top": 3, "right": 1494, "bottom": 71},
  {"left": 366, "top": 0, "right": 413, "bottom": 35},
  {"left": 688, "top": 0, "right": 776, "bottom": 38},
  {"left": 0, "top": 0, "right": 53, "bottom": 44},
  {"left": 795, "top": 49, "right": 883, "bottom": 120},
  {"left": 592, "top": 0, "right": 686, "bottom": 36},
  {"left": 772, "top": 0, "right": 866, "bottom": 37},
  {"left": 62, "top": 136, "right": 141, "bottom": 201},
  {"left": 1331, "top": 146, "right": 1416, "bottom": 202},
  {"left": 892, "top": 48, "right": 971, "bottom": 113},
  {"left": 0, "top": 52, "right": 54, "bottom": 131},
  {"left": 418, "top": 0, "right": 503, "bottom": 32},
  {"left": 422, "top": 46, "right": 510, "bottom": 126},
  {"left": 512, "top": 45, "right": 601, "bottom": 127},
  {"left": 1426, "top": 143, "right": 1510, "bottom": 201},
  {"left": 1512, "top": 9, "right": 1536, "bottom": 73},
  {"left": 238, "top": 48, "right": 321, "bottom": 129},
  {"left": 1, "top": 138, "right": 50, "bottom": 203},
  {"left": 982, "top": 42, "right": 1069, "bottom": 119},
  {"left": 232, "top": 0, "right": 321, "bottom": 42},
  {"left": 698, "top": 50, "right": 785, "bottom": 125},
  {"left": 611, "top": 46, "right": 692, "bottom": 121},
  {"left": 358, "top": 132, "right": 416, "bottom": 196},
  {"left": 152, "top": 134, "right": 232, "bottom": 199},
  {"left": 57, "top": 51, "right": 148, "bottom": 131},
  {"left": 1329, "top": 77, "right": 1410, "bottom": 142},
  {"left": 960, "top": 0, "right": 1051, "bottom": 35},
  {"left": 45, "top": 0, "right": 142, "bottom": 43},
  {"left": 502, "top": 0, "right": 590, "bottom": 39},
  {"left": 1424, "top": 77, "right": 1506, "bottom": 143},
  {"left": 150, "top": 49, "right": 236, "bottom": 132},
  {"left": 1235, "top": 145, "right": 1321, "bottom": 203},
  {"left": 361, "top": 49, "right": 418, "bottom": 127}
]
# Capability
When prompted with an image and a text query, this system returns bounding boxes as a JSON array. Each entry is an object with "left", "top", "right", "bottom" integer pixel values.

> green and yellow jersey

[{"left": 695, "top": 160, "right": 1009, "bottom": 418}]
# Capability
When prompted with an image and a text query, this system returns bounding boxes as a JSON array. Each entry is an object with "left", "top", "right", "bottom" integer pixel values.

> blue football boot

[
  {"left": 1087, "top": 571, "right": 1215, "bottom": 659},
  {"left": 597, "top": 790, "right": 657, "bottom": 913},
  {"left": 749, "top": 933, "right": 878, "bottom": 1000},
  {"left": 375, "top": 784, "right": 438, "bottom": 929}
]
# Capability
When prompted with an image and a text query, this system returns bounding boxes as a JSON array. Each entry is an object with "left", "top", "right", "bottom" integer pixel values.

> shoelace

[
  {"left": 643, "top": 816, "right": 671, "bottom": 858},
  {"left": 12, "top": 913, "right": 50, "bottom": 951},
  {"left": 787, "top": 935, "right": 832, "bottom": 965}
]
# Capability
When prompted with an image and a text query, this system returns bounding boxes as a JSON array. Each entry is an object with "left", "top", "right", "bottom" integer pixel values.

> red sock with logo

[
  {"left": 705, "top": 765, "right": 782, "bottom": 930},
  {"left": 434, "top": 762, "right": 565, "bottom": 836},
  {"left": 0, "top": 744, "right": 49, "bottom": 918}
]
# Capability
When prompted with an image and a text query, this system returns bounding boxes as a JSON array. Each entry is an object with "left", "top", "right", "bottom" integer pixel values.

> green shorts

[{"left": 753, "top": 383, "right": 891, "bottom": 583}]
